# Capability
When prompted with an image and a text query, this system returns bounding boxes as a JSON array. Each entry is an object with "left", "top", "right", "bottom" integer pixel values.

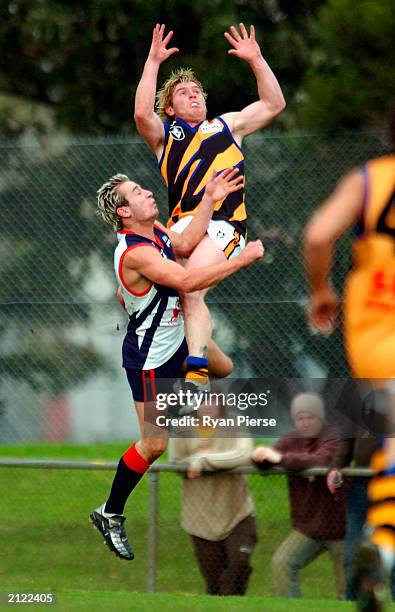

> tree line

[{"left": 0, "top": 0, "right": 394, "bottom": 137}]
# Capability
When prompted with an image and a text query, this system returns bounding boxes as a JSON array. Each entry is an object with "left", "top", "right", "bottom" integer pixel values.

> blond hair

[
  {"left": 97, "top": 173, "right": 129, "bottom": 230},
  {"left": 156, "top": 67, "right": 207, "bottom": 120}
]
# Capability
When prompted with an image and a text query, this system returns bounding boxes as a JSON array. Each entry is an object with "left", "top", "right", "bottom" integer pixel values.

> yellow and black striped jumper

[
  {"left": 344, "top": 154, "right": 395, "bottom": 556},
  {"left": 159, "top": 116, "right": 247, "bottom": 242}
]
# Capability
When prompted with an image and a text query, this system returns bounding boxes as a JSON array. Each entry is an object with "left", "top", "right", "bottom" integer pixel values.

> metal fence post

[{"left": 147, "top": 470, "right": 159, "bottom": 593}]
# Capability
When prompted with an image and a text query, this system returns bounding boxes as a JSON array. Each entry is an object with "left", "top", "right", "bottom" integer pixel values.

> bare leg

[
  {"left": 134, "top": 400, "right": 168, "bottom": 462},
  {"left": 102, "top": 400, "right": 167, "bottom": 515},
  {"left": 208, "top": 339, "right": 234, "bottom": 378},
  {"left": 91, "top": 399, "right": 168, "bottom": 560},
  {"left": 181, "top": 234, "right": 226, "bottom": 359}
]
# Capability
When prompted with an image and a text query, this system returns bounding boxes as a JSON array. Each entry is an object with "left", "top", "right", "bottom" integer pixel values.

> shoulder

[
  {"left": 115, "top": 232, "right": 146, "bottom": 252},
  {"left": 334, "top": 167, "right": 365, "bottom": 197},
  {"left": 311, "top": 167, "right": 365, "bottom": 223},
  {"left": 123, "top": 242, "right": 160, "bottom": 265},
  {"left": 219, "top": 113, "right": 237, "bottom": 132},
  {"left": 217, "top": 113, "right": 243, "bottom": 146},
  {"left": 366, "top": 153, "right": 395, "bottom": 167},
  {"left": 198, "top": 117, "right": 227, "bottom": 135},
  {"left": 364, "top": 153, "right": 395, "bottom": 177},
  {"left": 154, "top": 223, "right": 174, "bottom": 251},
  {"left": 153, "top": 221, "right": 169, "bottom": 235},
  {"left": 275, "top": 431, "right": 298, "bottom": 449},
  {"left": 321, "top": 422, "right": 341, "bottom": 439}
]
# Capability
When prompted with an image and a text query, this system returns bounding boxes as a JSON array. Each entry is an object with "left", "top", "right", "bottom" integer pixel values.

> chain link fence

[
  {"left": 0, "top": 130, "right": 389, "bottom": 442},
  {"left": 0, "top": 131, "right": 392, "bottom": 604},
  {"left": 0, "top": 460, "right": 374, "bottom": 600}
]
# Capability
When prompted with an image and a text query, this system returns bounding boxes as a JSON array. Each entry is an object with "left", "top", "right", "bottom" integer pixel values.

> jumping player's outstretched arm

[
  {"left": 123, "top": 239, "right": 264, "bottom": 294},
  {"left": 222, "top": 23, "right": 286, "bottom": 142},
  {"left": 155, "top": 168, "right": 244, "bottom": 257},
  {"left": 134, "top": 24, "right": 179, "bottom": 155}
]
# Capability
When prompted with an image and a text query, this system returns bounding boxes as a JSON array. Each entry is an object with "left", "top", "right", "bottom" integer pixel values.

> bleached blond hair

[
  {"left": 156, "top": 67, "right": 207, "bottom": 120},
  {"left": 97, "top": 173, "right": 129, "bottom": 230}
]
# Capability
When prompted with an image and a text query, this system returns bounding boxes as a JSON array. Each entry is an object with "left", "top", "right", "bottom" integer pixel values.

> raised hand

[
  {"left": 204, "top": 167, "right": 244, "bottom": 203},
  {"left": 224, "top": 23, "right": 262, "bottom": 64},
  {"left": 148, "top": 23, "right": 179, "bottom": 65}
]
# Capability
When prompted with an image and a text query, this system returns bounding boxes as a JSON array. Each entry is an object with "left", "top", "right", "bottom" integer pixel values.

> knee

[
  {"left": 181, "top": 291, "right": 204, "bottom": 314},
  {"left": 234, "top": 549, "right": 253, "bottom": 573},
  {"left": 150, "top": 437, "right": 167, "bottom": 460},
  {"left": 140, "top": 437, "right": 167, "bottom": 462},
  {"left": 207, "top": 345, "right": 234, "bottom": 378},
  {"left": 218, "top": 355, "right": 234, "bottom": 378},
  {"left": 272, "top": 549, "right": 290, "bottom": 574}
]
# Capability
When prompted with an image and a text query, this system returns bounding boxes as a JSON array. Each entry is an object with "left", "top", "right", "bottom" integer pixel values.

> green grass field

[
  {"left": 0, "top": 591, "right": 355, "bottom": 611},
  {"left": 80, "top": 591, "right": 344, "bottom": 610},
  {"left": 0, "top": 443, "right": 393, "bottom": 610}
]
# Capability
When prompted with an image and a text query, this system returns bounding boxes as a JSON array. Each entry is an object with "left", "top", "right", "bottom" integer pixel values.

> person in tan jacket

[{"left": 169, "top": 401, "right": 257, "bottom": 596}]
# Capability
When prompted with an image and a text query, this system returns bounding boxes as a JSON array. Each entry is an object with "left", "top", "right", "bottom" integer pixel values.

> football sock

[
  {"left": 367, "top": 451, "right": 395, "bottom": 563},
  {"left": 378, "top": 545, "right": 395, "bottom": 573},
  {"left": 185, "top": 356, "right": 209, "bottom": 384},
  {"left": 104, "top": 444, "right": 150, "bottom": 515}
]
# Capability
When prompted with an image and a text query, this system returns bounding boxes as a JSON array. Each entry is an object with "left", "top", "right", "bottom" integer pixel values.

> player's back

[{"left": 344, "top": 154, "right": 395, "bottom": 378}]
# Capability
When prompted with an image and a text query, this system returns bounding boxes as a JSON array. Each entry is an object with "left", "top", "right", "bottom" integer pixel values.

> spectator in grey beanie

[{"left": 252, "top": 392, "right": 346, "bottom": 599}]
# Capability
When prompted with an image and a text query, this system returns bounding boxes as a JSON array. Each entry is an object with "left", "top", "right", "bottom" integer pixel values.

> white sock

[
  {"left": 378, "top": 545, "right": 395, "bottom": 573},
  {"left": 100, "top": 503, "right": 118, "bottom": 518}
]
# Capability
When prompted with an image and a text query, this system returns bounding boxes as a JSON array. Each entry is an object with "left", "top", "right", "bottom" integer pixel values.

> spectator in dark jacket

[{"left": 252, "top": 392, "right": 346, "bottom": 599}]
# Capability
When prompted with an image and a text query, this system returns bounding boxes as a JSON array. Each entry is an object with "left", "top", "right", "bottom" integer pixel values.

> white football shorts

[{"left": 170, "top": 216, "right": 246, "bottom": 260}]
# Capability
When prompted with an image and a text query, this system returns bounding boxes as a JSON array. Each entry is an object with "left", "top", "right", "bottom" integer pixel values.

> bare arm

[
  {"left": 303, "top": 169, "right": 365, "bottom": 334},
  {"left": 134, "top": 24, "right": 179, "bottom": 156},
  {"left": 123, "top": 239, "right": 264, "bottom": 294},
  {"left": 156, "top": 168, "right": 244, "bottom": 257},
  {"left": 222, "top": 24, "right": 285, "bottom": 141}
]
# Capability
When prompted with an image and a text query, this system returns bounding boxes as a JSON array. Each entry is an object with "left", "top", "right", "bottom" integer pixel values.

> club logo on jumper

[
  {"left": 169, "top": 122, "right": 185, "bottom": 141},
  {"left": 169, "top": 299, "right": 181, "bottom": 325},
  {"left": 216, "top": 230, "right": 226, "bottom": 239},
  {"left": 162, "top": 235, "right": 171, "bottom": 248},
  {"left": 201, "top": 119, "right": 223, "bottom": 134}
]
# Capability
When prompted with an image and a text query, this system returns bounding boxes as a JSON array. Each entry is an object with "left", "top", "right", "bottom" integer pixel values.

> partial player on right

[{"left": 304, "top": 103, "right": 395, "bottom": 611}]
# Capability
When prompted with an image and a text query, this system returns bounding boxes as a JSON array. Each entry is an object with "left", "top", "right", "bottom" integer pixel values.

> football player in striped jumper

[
  {"left": 134, "top": 23, "right": 285, "bottom": 392},
  {"left": 304, "top": 104, "right": 395, "bottom": 610},
  {"left": 90, "top": 168, "right": 264, "bottom": 560}
]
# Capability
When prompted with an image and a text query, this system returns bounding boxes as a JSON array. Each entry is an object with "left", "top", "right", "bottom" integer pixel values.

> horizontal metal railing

[
  {"left": 0, "top": 457, "right": 375, "bottom": 477},
  {"left": 0, "top": 457, "right": 374, "bottom": 593}
]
